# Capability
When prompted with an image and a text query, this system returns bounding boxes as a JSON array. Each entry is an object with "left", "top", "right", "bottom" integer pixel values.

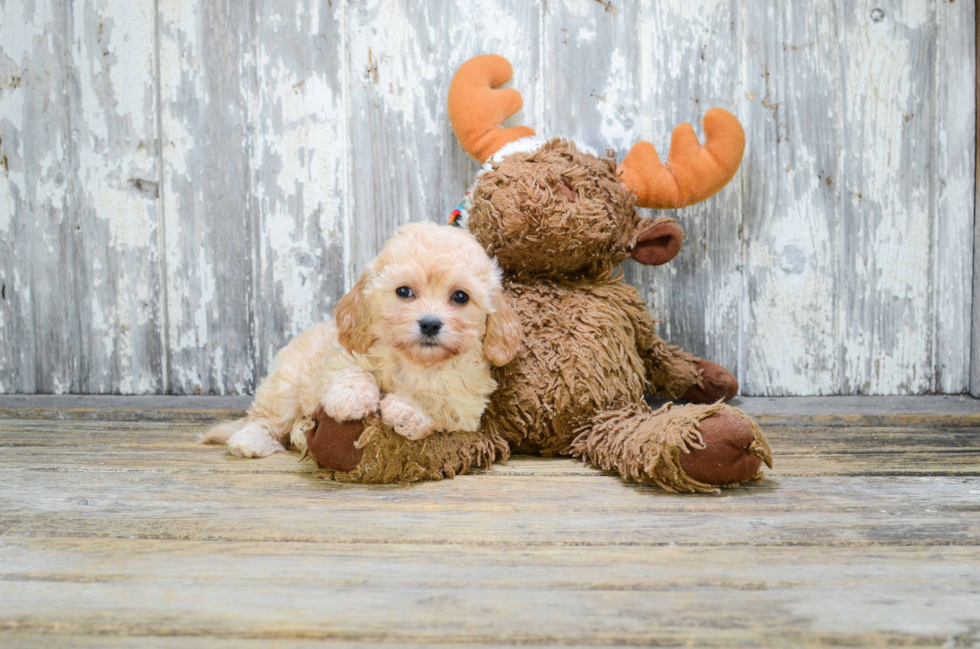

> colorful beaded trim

[{"left": 448, "top": 190, "right": 472, "bottom": 228}]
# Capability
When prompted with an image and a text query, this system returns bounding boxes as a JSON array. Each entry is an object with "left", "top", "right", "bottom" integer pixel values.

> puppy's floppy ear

[
  {"left": 484, "top": 293, "right": 522, "bottom": 366},
  {"left": 335, "top": 271, "right": 375, "bottom": 354}
]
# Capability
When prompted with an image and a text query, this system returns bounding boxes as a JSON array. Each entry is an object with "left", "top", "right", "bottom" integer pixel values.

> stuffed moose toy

[{"left": 305, "top": 54, "right": 772, "bottom": 492}]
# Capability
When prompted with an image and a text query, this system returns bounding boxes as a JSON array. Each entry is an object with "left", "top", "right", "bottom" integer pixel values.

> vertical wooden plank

[
  {"left": 628, "top": 0, "right": 743, "bottom": 382},
  {"left": 973, "top": 0, "right": 980, "bottom": 399},
  {"left": 346, "top": 0, "right": 540, "bottom": 275},
  {"left": 248, "top": 0, "right": 349, "bottom": 380},
  {"left": 840, "top": 0, "right": 935, "bottom": 394},
  {"left": 67, "top": 0, "right": 164, "bottom": 393},
  {"left": 933, "top": 0, "right": 975, "bottom": 394},
  {"left": 0, "top": 1, "right": 78, "bottom": 393},
  {"left": 158, "top": 0, "right": 253, "bottom": 394},
  {"left": 739, "top": 0, "right": 842, "bottom": 395}
]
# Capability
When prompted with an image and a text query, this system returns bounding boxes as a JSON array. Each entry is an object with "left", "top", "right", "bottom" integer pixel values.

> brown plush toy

[{"left": 305, "top": 54, "right": 772, "bottom": 492}]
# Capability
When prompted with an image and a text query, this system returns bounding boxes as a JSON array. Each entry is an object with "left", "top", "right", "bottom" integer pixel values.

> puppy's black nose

[{"left": 418, "top": 316, "right": 442, "bottom": 338}]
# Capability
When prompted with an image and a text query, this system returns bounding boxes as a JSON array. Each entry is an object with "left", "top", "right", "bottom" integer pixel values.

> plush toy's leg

[
  {"left": 303, "top": 406, "right": 509, "bottom": 483},
  {"left": 570, "top": 401, "right": 772, "bottom": 493},
  {"left": 645, "top": 338, "right": 739, "bottom": 403}
]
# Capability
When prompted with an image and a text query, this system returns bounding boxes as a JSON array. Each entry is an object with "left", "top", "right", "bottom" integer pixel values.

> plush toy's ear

[
  {"left": 630, "top": 217, "right": 684, "bottom": 266},
  {"left": 448, "top": 54, "right": 536, "bottom": 163},
  {"left": 484, "top": 293, "right": 522, "bottom": 366},
  {"left": 618, "top": 108, "right": 745, "bottom": 209},
  {"left": 335, "top": 272, "right": 375, "bottom": 354}
]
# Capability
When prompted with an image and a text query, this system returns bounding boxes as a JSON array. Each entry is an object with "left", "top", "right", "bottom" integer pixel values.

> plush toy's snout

[{"left": 630, "top": 218, "right": 684, "bottom": 266}]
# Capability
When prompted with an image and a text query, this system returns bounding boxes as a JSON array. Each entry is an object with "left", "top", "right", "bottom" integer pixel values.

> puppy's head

[{"left": 335, "top": 222, "right": 521, "bottom": 368}]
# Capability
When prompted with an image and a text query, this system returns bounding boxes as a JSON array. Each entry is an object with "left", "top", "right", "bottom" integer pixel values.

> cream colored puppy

[{"left": 204, "top": 222, "right": 521, "bottom": 458}]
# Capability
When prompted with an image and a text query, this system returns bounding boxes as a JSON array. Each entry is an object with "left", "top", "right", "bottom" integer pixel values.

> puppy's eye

[
  {"left": 451, "top": 290, "right": 469, "bottom": 305},
  {"left": 396, "top": 286, "right": 414, "bottom": 298}
]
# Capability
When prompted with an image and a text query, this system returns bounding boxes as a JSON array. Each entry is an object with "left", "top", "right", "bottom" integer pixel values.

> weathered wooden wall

[{"left": 0, "top": 0, "right": 976, "bottom": 396}]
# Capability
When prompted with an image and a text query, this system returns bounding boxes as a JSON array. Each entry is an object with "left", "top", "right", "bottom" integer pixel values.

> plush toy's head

[
  {"left": 448, "top": 54, "right": 746, "bottom": 276},
  {"left": 465, "top": 138, "right": 674, "bottom": 275}
]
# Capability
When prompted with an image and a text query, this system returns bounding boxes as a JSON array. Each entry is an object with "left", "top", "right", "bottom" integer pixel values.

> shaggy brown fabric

[
  {"left": 477, "top": 269, "right": 710, "bottom": 456},
  {"left": 467, "top": 140, "right": 638, "bottom": 276},
  {"left": 571, "top": 402, "right": 770, "bottom": 493},
  {"left": 324, "top": 414, "right": 510, "bottom": 484},
  {"left": 481, "top": 272, "right": 648, "bottom": 454},
  {"left": 466, "top": 138, "right": 769, "bottom": 486}
]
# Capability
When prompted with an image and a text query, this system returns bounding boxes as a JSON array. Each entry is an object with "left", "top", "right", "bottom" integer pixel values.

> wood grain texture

[
  {"left": 0, "top": 1, "right": 77, "bottom": 393},
  {"left": 5, "top": 467, "right": 978, "bottom": 547},
  {"left": 934, "top": 0, "right": 975, "bottom": 393},
  {"left": 1, "top": 538, "right": 978, "bottom": 645},
  {"left": 740, "top": 0, "right": 841, "bottom": 395},
  {"left": 158, "top": 0, "right": 254, "bottom": 394},
  {"left": 840, "top": 0, "right": 937, "bottom": 394},
  {"left": 1, "top": 399, "right": 980, "bottom": 646},
  {"left": 68, "top": 0, "right": 166, "bottom": 394},
  {"left": 541, "top": 0, "right": 637, "bottom": 151},
  {"left": 974, "top": 0, "right": 980, "bottom": 399},
  {"left": 0, "top": 1, "right": 977, "bottom": 396}
]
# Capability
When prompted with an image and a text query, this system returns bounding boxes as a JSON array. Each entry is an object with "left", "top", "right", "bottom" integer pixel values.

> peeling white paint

[
  {"left": 597, "top": 49, "right": 637, "bottom": 152},
  {"left": 0, "top": 0, "right": 57, "bottom": 65},
  {"left": 0, "top": 168, "right": 15, "bottom": 234},
  {"left": 350, "top": 1, "right": 440, "bottom": 137}
]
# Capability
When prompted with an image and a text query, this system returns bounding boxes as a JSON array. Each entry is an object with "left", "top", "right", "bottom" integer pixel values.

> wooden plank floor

[{"left": 1, "top": 396, "right": 979, "bottom": 647}]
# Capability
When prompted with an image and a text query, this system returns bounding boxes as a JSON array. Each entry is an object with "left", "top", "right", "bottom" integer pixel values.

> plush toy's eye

[
  {"left": 451, "top": 290, "right": 470, "bottom": 305},
  {"left": 396, "top": 286, "right": 414, "bottom": 298}
]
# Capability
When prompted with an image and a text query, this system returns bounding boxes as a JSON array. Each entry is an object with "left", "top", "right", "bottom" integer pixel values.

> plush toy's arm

[
  {"left": 619, "top": 290, "right": 737, "bottom": 402},
  {"left": 628, "top": 304, "right": 702, "bottom": 399},
  {"left": 304, "top": 408, "right": 508, "bottom": 482}
]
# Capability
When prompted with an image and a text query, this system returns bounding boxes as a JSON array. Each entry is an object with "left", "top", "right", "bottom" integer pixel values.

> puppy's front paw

[
  {"left": 227, "top": 425, "right": 285, "bottom": 458},
  {"left": 322, "top": 379, "right": 380, "bottom": 422},
  {"left": 380, "top": 394, "right": 434, "bottom": 441}
]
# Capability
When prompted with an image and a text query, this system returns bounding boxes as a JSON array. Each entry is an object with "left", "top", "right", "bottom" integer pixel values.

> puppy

[{"left": 203, "top": 222, "right": 522, "bottom": 458}]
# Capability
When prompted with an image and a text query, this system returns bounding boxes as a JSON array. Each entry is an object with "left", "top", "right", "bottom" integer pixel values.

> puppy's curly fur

[{"left": 203, "top": 222, "right": 521, "bottom": 458}]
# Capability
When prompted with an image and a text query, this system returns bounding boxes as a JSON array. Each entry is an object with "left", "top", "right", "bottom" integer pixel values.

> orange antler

[
  {"left": 617, "top": 108, "right": 745, "bottom": 209},
  {"left": 448, "top": 54, "right": 535, "bottom": 163}
]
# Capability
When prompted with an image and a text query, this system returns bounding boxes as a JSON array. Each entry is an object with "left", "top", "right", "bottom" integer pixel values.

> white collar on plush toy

[
  {"left": 484, "top": 135, "right": 597, "bottom": 167},
  {"left": 485, "top": 136, "right": 547, "bottom": 166},
  {"left": 449, "top": 136, "right": 597, "bottom": 229}
]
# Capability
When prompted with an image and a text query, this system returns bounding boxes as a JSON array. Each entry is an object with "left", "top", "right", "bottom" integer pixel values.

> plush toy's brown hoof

[
  {"left": 680, "top": 409, "right": 768, "bottom": 485},
  {"left": 305, "top": 405, "right": 364, "bottom": 472},
  {"left": 684, "top": 359, "right": 739, "bottom": 403}
]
